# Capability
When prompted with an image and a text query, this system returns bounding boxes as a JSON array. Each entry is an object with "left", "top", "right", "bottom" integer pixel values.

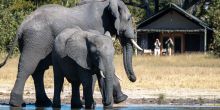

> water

[{"left": 0, "top": 104, "right": 220, "bottom": 110}]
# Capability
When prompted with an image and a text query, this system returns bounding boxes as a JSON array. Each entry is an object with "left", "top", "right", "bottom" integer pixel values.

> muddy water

[{"left": 0, "top": 104, "right": 220, "bottom": 110}]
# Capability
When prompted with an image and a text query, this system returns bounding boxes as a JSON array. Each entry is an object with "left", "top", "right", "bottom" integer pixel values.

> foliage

[
  {"left": 128, "top": 5, "right": 146, "bottom": 23},
  {"left": 113, "top": 38, "right": 122, "bottom": 54},
  {"left": 31, "top": 0, "right": 80, "bottom": 7},
  {"left": 0, "top": 0, "right": 81, "bottom": 53},
  {"left": 205, "top": 1, "right": 220, "bottom": 56},
  {"left": 0, "top": 0, "right": 36, "bottom": 53}
]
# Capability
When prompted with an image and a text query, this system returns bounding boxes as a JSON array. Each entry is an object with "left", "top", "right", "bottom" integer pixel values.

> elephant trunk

[
  {"left": 101, "top": 68, "right": 113, "bottom": 107},
  {"left": 121, "top": 37, "right": 137, "bottom": 82}
]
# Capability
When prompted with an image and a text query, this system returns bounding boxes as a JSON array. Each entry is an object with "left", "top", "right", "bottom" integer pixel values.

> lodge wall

[{"left": 137, "top": 32, "right": 206, "bottom": 53}]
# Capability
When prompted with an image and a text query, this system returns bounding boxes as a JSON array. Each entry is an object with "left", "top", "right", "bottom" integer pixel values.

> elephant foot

[
  {"left": 9, "top": 93, "right": 26, "bottom": 107},
  {"left": 9, "top": 102, "right": 26, "bottom": 107},
  {"left": 52, "top": 100, "right": 61, "bottom": 108},
  {"left": 85, "top": 102, "right": 96, "bottom": 109},
  {"left": 114, "top": 93, "right": 128, "bottom": 104},
  {"left": 35, "top": 97, "right": 52, "bottom": 107},
  {"left": 104, "top": 103, "right": 113, "bottom": 109},
  {"left": 52, "top": 103, "right": 61, "bottom": 108},
  {"left": 81, "top": 98, "right": 96, "bottom": 106},
  {"left": 103, "top": 99, "right": 113, "bottom": 109},
  {"left": 71, "top": 104, "right": 83, "bottom": 109}
]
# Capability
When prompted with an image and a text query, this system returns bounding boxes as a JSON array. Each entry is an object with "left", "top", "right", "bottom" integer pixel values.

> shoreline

[{"left": 1, "top": 88, "right": 220, "bottom": 105}]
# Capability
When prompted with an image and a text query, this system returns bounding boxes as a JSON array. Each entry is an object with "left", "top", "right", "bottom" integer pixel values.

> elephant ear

[
  {"left": 66, "top": 33, "right": 91, "bottom": 70},
  {"left": 55, "top": 28, "right": 79, "bottom": 58},
  {"left": 55, "top": 29, "right": 91, "bottom": 70},
  {"left": 108, "top": 0, "right": 120, "bottom": 35}
]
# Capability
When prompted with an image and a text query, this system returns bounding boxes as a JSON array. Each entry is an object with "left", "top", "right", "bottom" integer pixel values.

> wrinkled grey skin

[
  {"left": 0, "top": 0, "right": 136, "bottom": 107},
  {"left": 52, "top": 28, "right": 115, "bottom": 108}
]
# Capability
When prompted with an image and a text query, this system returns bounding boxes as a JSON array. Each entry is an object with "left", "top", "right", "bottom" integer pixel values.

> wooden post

[
  {"left": 159, "top": 33, "right": 163, "bottom": 48},
  {"left": 182, "top": 35, "right": 185, "bottom": 53},
  {"left": 204, "top": 27, "right": 207, "bottom": 53},
  {"left": 180, "top": 33, "right": 185, "bottom": 53},
  {"left": 159, "top": 33, "right": 163, "bottom": 55}
]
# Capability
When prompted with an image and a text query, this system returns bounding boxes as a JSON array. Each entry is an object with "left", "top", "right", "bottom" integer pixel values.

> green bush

[
  {"left": 113, "top": 38, "right": 123, "bottom": 54},
  {"left": 206, "top": 1, "right": 220, "bottom": 56},
  {"left": 0, "top": 1, "right": 36, "bottom": 53}
]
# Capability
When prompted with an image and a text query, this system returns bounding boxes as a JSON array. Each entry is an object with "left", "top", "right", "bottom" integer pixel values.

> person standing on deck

[
  {"left": 165, "top": 37, "right": 174, "bottom": 56},
  {"left": 154, "top": 38, "right": 161, "bottom": 56}
]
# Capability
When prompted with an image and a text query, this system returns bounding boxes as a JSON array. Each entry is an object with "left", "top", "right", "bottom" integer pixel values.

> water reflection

[{"left": 1, "top": 104, "right": 220, "bottom": 110}]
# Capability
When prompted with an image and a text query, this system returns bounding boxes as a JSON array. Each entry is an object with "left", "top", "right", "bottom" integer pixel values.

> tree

[
  {"left": 205, "top": 0, "right": 220, "bottom": 56},
  {"left": 123, "top": 0, "right": 211, "bottom": 20},
  {"left": 0, "top": 0, "right": 80, "bottom": 53},
  {"left": 0, "top": 0, "right": 36, "bottom": 53}
]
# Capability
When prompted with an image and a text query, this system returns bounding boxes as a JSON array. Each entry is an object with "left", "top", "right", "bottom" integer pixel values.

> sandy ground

[{"left": 1, "top": 85, "right": 220, "bottom": 105}]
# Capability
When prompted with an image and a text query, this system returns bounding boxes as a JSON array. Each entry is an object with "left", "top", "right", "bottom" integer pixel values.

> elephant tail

[{"left": 0, "top": 33, "right": 19, "bottom": 68}]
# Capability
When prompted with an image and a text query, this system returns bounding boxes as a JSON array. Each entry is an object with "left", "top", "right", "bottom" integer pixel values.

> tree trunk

[
  {"left": 154, "top": 0, "right": 159, "bottom": 14},
  {"left": 142, "top": 0, "right": 151, "bottom": 17}
]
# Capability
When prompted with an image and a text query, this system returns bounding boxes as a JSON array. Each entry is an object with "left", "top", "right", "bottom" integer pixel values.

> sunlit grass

[
  {"left": 114, "top": 53, "right": 220, "bottom": 90},
  {"left": 0, "top": 53, "right": 220, "bottom": 91}
]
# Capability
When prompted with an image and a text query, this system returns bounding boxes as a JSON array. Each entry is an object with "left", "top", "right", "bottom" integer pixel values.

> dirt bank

[{"left": 1, "top": 86, "right": 220, "bottom": 105}]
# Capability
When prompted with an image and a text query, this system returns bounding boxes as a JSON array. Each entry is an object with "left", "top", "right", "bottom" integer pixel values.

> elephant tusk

[
  {"left": 115, "top": 73, "right": 122, "bottom": 81},
  {"left": 100, "top": 71, "right": 105, "bottom": 78},
  {"left": 131, "top": 39, "right": 143, "bottom": 51},
  {"left": 104, "top": 31, "right": 111, "bottom": 37}
]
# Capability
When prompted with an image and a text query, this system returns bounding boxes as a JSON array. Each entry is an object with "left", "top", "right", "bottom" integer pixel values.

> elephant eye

[{"left": 128, "top": 15, "right": 132, "bottom": 21}]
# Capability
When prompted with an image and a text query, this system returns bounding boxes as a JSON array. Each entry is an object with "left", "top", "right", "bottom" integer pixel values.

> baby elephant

[{"left": 52, "top": 28, "right": 115, "bottom": 109}]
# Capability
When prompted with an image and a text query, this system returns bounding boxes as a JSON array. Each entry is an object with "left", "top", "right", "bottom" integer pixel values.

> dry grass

[
  {"left": 0, "top": 53, "right": 220, "bottom": 91},
  {"left": 114, "top": 53, "right": 220, "bottom": 90}
]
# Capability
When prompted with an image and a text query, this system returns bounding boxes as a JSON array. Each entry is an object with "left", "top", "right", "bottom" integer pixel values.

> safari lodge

[{"left": 137, "top": 3, "right": 212, "bottom": 54}]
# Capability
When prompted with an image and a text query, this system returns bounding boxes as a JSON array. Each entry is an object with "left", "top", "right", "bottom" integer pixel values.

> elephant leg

[
  {"left": 113, "top": 74, "right": 128, "bottom": 104},
  {"left": 97, "top": 73, "right": 127, "bottom": 104},
  {"left": 80, "top": 70, "right": 94, "bottom": 109},
  {"left": 52, "top": 56, "right": 64, "bottom": 108},
  {"left": 71, "top": 81, "right": 82, "bottom": 109},
  {"left": 9, "top": 51, "right": 42, "bottom": 107},
  {"left": 32, "top": 56, "right": 52, "bottom": 107},
  {"left": 82, "top": 75, "right": 97, "bottom": 105}
]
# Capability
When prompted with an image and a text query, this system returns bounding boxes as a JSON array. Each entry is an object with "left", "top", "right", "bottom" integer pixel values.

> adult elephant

[
  {"left": 0, "top": 0, "right": 143, "bottom": 107},
  {"left": 53, "top": 28, "right": 115, "bottom": 108}
]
